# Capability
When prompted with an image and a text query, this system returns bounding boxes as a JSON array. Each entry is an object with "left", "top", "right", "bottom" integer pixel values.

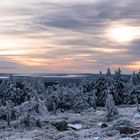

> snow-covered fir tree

[
  {"left": 87, "top": 89, "right": 97, "bottom": 110},
  {"left": 105, "top": 94, "right": 119, "bottom": 121},
  {"left": 31, "top": 78, "right": 47, "bottom": 99},
  {"left": 93, "top": 69, "right": 114, "bottom": 106},
  {"left": 134, "top": 85, "right": 140, "bottom": 112},
  {"left": 0, "top": 75, "right": 18, "bottom": 105},
  {"left": 124, "top": 71, "right": 140, "bottom": 112},
  {"left": 6, "top": 100, "right": 13, "bottom": 126},
  {"left": 113, "top": 68, "right": 125, "bottom": 105},
  {"left": 106, "top": 67, "right": 111, "bottom": 76},
  {"left": 93, "top": 72, "right": 107, "bottom": 106},
  {"left": 72, "top": 85, "right": 89, "bottom": 113}
]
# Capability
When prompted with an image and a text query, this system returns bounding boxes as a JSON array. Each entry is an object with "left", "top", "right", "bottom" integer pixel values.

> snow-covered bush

[
  {"left": 0, "top": 106, "right": 7, "bottom": 120},
  {"left": 59, "top": 87, "right": 75, "bottom": 110},
  {"left": 0, "top": 101, "right": 14, "bottom": 126},
  {"left": 15, "top": 96, "right": 48, "bottom": 128},
  {"left": 112, "top": 118, "right": 133, "bottom": 130},
  {"left": 45, "top": 91, "right": 60, "bottom": 112}
]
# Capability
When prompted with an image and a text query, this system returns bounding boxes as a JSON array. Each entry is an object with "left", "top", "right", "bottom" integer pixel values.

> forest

[{"left": 0, "top": 68, "right": 140, "bottom": 140}]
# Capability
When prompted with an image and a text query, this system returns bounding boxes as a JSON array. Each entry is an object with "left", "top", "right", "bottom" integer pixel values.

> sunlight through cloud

[{"left": 106, "top": 24, "right": 140, "bottom": 44}]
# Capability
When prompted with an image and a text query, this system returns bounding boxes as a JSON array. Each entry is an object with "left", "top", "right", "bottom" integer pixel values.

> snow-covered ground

[{"left": 0, "top": 105, "right": 140, "bottom": 140}]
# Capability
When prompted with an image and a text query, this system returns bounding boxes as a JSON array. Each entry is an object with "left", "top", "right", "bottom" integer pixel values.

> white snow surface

[
  {"left": 132, "top": 112, "right": 140, "bottom": 119},
  {"left": 68, "top": 123, "right": 82, "bottom": 130},
  {"left": 119, "top": 138, "right": 134, "bottom": 140},
  {"left": 0, "top": 105, "right": 140, "bottom": 140}
]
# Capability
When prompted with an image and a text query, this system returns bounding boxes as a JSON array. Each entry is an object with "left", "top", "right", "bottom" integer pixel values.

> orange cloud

[
  {"left": 124, "top": 61, "right": 140, "bottom": 70},
  {"left": 112, "top": 61, "right": 140, "bottom": 71},
  {"left": 6, "top": 56, "right": 48, "bottom": 67}
]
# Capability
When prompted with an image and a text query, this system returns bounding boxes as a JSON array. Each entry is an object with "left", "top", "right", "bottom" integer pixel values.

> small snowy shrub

[
  {"left": 0, "top": 106, "right": 6, "bottom": 120},
  {"left": 46, "top": 92, "right": 60, "bottom": 112},
  {"left": 15, "top": 97, "right": 48, "bottom": 128},
  {"left": 112, "top": 118, "right": 133, "bottom": 130}
]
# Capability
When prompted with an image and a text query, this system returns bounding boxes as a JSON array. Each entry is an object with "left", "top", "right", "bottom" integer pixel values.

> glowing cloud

[
  {"left": 106, "top": 24, "right": 140, "bottom": 43},
  {"left": 0, "top": 39, "right": 27, "bottom": 49},
  {"left": 0, "top": 50, "right": 27, "bottom": 56},
  {"left": 125, "top": 61, "right": 140, "bottom": 70},
  {"left": 88, "top": 48, "right": 123, "bottom": 53},
  {"left": 112, "top": 61, "right": 140, "bottom": 71}
]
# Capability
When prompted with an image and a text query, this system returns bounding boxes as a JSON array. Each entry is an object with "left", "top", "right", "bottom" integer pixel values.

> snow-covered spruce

[{"left": 105, "top": 94, "right": 119, "bottom": 121}]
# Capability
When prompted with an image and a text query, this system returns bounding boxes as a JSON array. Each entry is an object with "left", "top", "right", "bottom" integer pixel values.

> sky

[{"left": 0, "top": 0, "right": 140, "bottom": 74}]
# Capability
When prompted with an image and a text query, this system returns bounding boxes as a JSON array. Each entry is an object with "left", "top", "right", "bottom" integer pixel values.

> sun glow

[
  {"left": 0, "top": 39, "right": 35, "bottom": 56},
  {"left": 0, "top": 50, "right": 27, "bottom": 55},
  {"left": 0, "top": 39, "right": 25, "bottom": 49},
  {"left": 107, "top": 25, "right": 139, "bottom": 43}
]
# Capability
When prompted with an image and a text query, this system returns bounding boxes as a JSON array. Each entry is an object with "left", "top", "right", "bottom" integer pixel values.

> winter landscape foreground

[
  {"left": 0, "top": 68, "right": 140, "bottom": 140},
  {"left": 1, "top": 105, "right": 140, "bottom": 140}
]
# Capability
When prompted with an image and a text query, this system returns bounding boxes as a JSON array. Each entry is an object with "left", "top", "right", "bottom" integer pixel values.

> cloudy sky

[{"left": 0, "top": 0, "right": 140, "bottom": 74}]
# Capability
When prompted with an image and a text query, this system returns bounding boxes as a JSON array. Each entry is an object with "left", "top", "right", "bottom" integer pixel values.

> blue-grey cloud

[{"left": 0, "top": 0, "right": 140, "bottom": 73}]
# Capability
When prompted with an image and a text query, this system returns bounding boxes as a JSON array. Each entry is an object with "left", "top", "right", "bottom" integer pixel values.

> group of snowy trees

[
  {"left": 0, "top": 69, "right": 140, "bottom": 127},
  {"left": 0, "top": 75, "right": 48, "bottom": 127}
]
